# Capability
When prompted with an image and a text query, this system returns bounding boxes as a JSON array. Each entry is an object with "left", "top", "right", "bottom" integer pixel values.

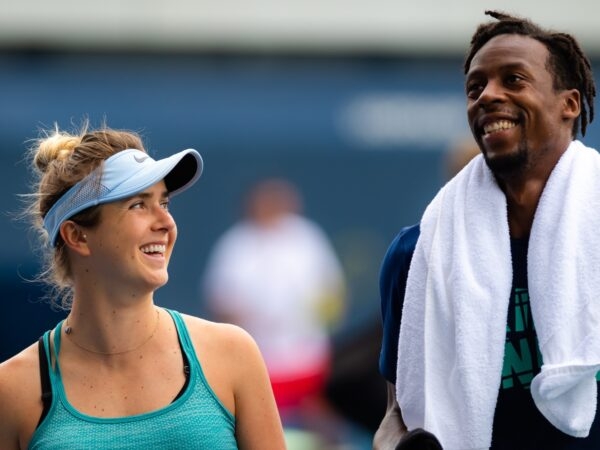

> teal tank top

[{"left": 28, "top": 309, "right": 237, "bottom": 449}]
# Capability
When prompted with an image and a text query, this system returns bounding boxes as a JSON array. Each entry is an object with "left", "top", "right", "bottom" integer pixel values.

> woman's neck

[{"left": 65, "top": 298, "right": 159, "bottom": 357}]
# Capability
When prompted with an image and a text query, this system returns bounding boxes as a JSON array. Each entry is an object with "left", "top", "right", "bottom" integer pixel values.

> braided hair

[{"left": 464, "top": 10, "right": 596, "bottom": 137}]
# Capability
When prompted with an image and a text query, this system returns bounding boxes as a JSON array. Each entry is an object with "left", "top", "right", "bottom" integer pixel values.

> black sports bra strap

[
  {"left": 37, "top": 336, "right": 53, "bottom": 426},
  {"left": 173, "top": 329, "right": 191, "bottom": 402}
]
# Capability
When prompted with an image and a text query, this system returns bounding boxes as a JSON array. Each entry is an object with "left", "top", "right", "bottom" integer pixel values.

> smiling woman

[{"left": 0, "top": 123, "right": 286, "bottom": 450}]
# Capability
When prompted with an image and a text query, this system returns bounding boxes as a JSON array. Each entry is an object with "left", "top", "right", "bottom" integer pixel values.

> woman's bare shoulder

[
  {"left": 0, "top": 342, "right": 42, "bottom": 447},
  {"left": 0, "top": 342, "right": 41, "bottom": 394},
  {"left": 179, "top": 313, "right": 258, "bottom": 352},
  {"left": 178, "top": 313, "right": 267, "bottom": 414}
]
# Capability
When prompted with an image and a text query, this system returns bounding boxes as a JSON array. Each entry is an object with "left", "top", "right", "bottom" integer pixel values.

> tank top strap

[
  {"left": 41, "top": 329, "right": 53, "bottom": 368},
  {"left": 165, "top": 309, "right": 199, "bottom": 369},
  {"left": 52, "top": 320, "right": 64, "bottom": 356},
  {"left": 37, "top": 324, "right": 63, "bottom": 428},
  {"left": 40, "top": 330, "right": 54, "bottom": 396},
  {"left": 44, "top": 320, "right": 65, "bottom": 380}
]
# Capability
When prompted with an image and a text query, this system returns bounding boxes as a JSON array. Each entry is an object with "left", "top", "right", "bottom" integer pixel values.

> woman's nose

[{"left": 152, "top": 205, "right": 176, "bottom": 231}]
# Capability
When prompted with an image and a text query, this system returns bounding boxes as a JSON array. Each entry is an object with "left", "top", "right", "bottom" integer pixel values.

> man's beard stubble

[{"left": 482, "top": 137, "right": 529, "bottom": 180}]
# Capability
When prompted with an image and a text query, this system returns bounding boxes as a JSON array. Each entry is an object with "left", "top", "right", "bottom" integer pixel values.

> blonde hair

[{"left": 25, "top": 122, "right": 146, "bottom": 309}]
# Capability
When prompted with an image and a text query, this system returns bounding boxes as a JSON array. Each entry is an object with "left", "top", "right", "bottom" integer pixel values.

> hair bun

[{"left": 34, "top": 132, "right": 80, "bottom": 173}]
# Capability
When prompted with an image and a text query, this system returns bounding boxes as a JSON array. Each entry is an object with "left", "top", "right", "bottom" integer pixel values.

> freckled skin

[{"left": 0, "top": 147, "right": 286, "bottom": 449}]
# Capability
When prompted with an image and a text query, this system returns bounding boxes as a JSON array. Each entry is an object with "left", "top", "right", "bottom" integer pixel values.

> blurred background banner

[
  {"left": 2, "top": 0, "right": 600, "bottom": 54},
  {"left": 2, "top": 2, "right": 600, "bottom": 447}
]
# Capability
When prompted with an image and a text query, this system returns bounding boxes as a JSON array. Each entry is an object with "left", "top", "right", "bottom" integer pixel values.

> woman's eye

[
  {"left": 161, "top": 201, "right": 170, "bottom": 210},
  {"left": 130, "top": 201, "right": 144, "bottom": 209}
]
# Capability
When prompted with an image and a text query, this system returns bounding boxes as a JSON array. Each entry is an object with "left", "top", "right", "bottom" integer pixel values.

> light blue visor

[{"left": 43, "top": 148, "right": 203, "bottom": 246}]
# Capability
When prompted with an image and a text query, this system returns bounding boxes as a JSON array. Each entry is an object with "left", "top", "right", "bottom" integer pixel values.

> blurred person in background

[
  {"left": 444, "top": 136, "right": 481, "bottom": 179},
  {"left": 321, "top": 139, "right": 480, "bottom": 445},
  {"left": 202, "top": 177, "right": 347, "bottom": 446},
  {"left": 0, "top": 124, "right": 285, "bottom": 449}
]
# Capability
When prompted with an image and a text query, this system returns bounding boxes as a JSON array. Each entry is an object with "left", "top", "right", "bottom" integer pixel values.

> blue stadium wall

[{"left": 2, "top": 52, "right": 599, "bottom": 361}]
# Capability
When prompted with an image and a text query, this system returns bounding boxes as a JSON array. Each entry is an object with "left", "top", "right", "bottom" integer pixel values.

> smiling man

[{"left": 374, "top": 11, "right": 600, "bottom": 450}]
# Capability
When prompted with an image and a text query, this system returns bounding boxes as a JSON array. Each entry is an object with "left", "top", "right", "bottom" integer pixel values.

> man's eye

[
  {"left": 507, "top": 74, "right": 523, "bottom": 84},
  {"left": 466, "top": 83, "right": 482, "bottom": 98}
]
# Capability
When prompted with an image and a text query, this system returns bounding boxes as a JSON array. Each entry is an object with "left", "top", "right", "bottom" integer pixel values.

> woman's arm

[
  {"left": 0, "top": 364, "right": 20, "bottom": 449},
  {"left": 0, "top": 344, "right": 42, "bottom": 450},
  {"left": 228, "top": 327, "right": 286, "bottom": 450},
  {"left": 186, "top": 316, "right": 285, "bottom": 449}
]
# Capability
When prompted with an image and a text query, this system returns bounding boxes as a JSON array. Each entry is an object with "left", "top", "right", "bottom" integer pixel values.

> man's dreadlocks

[{"left": 464, "top": 10, "right": 596, "bottom": 137}]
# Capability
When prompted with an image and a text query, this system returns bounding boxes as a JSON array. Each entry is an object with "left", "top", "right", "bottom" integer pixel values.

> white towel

[{"left": 396, "top": 140, "right": 600, "bottom": 449}]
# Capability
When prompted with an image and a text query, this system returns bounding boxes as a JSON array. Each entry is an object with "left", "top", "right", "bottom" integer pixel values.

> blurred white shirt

[{"left": 203, "top": 214, "right": 345, "bottom": 378}]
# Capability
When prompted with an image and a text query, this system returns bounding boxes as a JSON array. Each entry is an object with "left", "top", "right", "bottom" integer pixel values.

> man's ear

[
  {"left": 562, "top": 88, "right": 581, "bottom": 120},
  {"left": 59, "top": 221, "right": 90, "bottom": 255}
]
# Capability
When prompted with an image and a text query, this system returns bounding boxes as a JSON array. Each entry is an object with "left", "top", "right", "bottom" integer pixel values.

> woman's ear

[{"left": 59, "top": 221, "right": 90, "bottom": 255}]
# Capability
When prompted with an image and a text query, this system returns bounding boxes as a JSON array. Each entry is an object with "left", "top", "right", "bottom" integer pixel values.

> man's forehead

[{"left": 468, "top": 34, "right": 549, "bottom": 73}]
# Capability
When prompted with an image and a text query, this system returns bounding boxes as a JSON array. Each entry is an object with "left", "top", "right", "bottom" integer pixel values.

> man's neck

[{"left": 499, "top": 140, "right": 574, "bottom": 238}]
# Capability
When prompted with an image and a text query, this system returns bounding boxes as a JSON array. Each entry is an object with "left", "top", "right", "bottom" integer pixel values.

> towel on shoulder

[{"left": 396, "top": 140, "right": 600, "bottom": 449}]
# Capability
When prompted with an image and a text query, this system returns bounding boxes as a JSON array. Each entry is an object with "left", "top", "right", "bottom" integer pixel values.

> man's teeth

[
  {"left": 141, "top": 244, "right": 166, "bottom": 254},
  {"left": 483, "top": 120, "right": 516, "bottom": 135}
]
